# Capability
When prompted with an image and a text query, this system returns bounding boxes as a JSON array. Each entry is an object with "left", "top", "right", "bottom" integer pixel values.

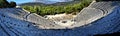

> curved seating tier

[{"left": 0, "top": 1, "right": 120, "bottom": 36}]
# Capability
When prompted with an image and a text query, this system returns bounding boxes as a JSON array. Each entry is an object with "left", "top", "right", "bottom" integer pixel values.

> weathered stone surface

[
  {"left": 0, "top": 1, "right": 120, "bottom": 36},
  {"left": 72, "top": 8, "right": 104, "bottom": 27}
]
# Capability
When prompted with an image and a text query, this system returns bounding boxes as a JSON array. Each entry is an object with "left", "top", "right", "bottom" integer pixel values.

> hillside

[
  {"left": 19, "top": 0, "right": 80, "bottom": 6},
  {"left": 21, "top": 0, "right": 92, "bottom": 16}
]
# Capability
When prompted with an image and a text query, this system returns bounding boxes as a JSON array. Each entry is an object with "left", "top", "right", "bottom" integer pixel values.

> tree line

[{"left": 22, "top": 0, "right": 92, "bottom": 16}]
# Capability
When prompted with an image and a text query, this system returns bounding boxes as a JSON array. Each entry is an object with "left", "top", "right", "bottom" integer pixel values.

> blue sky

[
  {"left": 7, "top": 0, "right": 33, "bottom": 4},
  {"left": 7, "top": 0, "right": 65, "bottom": 3},
  {"left": 7, "top": 0, "right": 71, "bottom": 4}
]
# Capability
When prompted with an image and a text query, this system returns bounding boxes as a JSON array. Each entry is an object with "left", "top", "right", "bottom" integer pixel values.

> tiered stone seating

[
  {"left": 0, "top": 1, "right": 120, "bottom": 36},
  {"left": 26, "top": 13, "right": 65, "bottom": 29},
  {"left": 88, "top": 1, "right": 120, "bottom": 15},
  {"left": 72, "top": 1, "right": 120, "bottom": 28}
]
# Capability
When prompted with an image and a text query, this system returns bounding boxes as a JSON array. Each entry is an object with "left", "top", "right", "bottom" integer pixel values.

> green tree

[
  {"left": 9, "top": 1, "right": 16, "bottom": 8},
  {"left": 0, "top": 0, "right": 9, "bottom": 8},
  {"left": 0, "top": 0, "right": 16, "bottom": 8}
]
